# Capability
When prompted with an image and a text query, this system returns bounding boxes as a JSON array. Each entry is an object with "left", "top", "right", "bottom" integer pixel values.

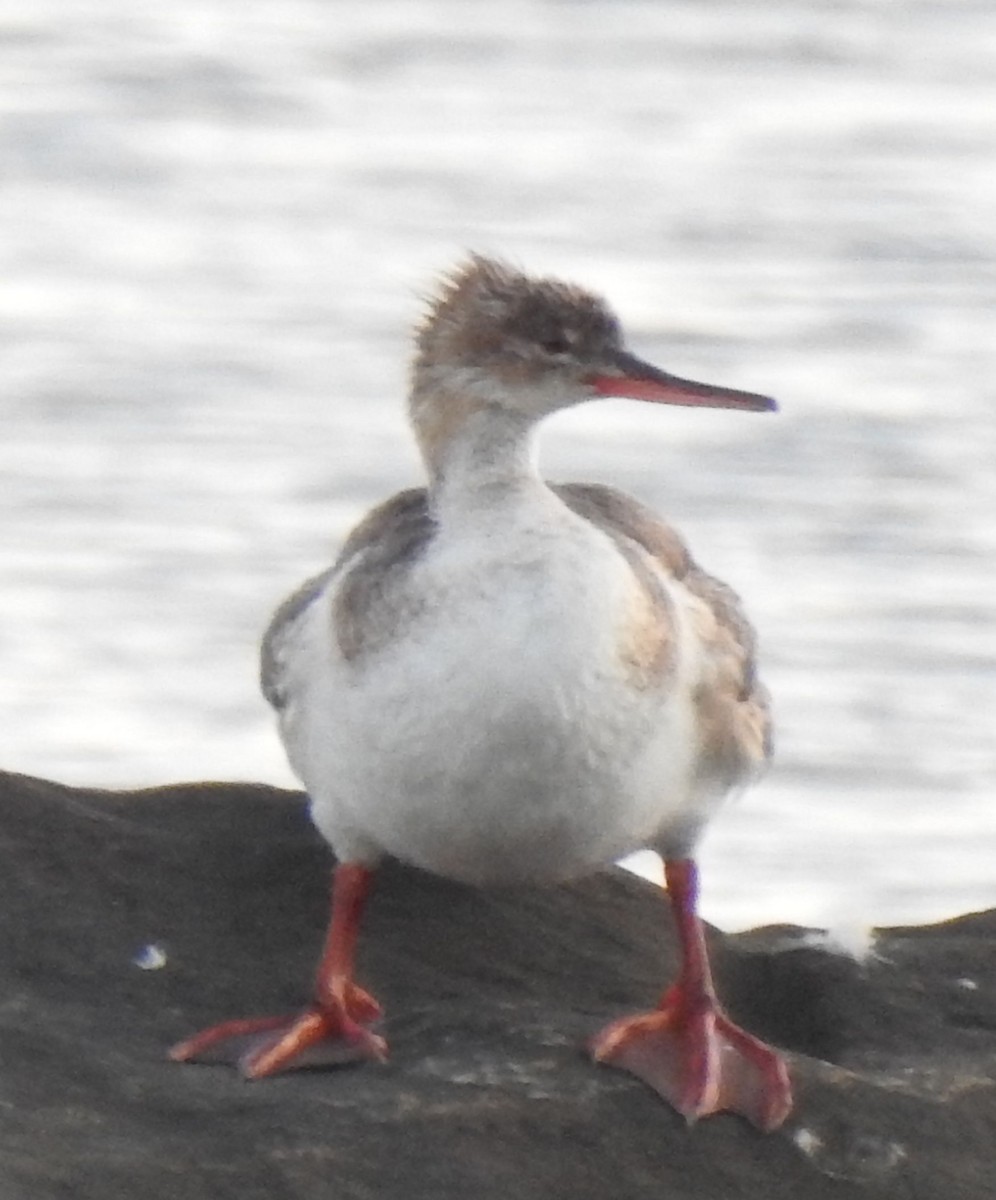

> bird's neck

[{"left": 410, "top": 386, "right": 546, "bottom": 517}]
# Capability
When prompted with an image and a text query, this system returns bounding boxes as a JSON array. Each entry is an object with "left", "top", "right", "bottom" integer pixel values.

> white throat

[{"left": 415, "top": 397, "right": 547, "bottom": 519}]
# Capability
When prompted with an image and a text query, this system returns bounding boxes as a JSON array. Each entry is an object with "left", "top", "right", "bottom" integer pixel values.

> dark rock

[{"left": 1, "top": 769, "right": 993, "bottom": 1199}]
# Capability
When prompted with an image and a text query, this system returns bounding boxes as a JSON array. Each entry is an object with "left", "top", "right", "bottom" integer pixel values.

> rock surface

[{"left": 1, "top": 769, "right": 993, "bottom": 1199}]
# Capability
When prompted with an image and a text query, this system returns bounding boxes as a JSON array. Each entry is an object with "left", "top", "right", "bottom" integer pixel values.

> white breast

[{"left": 275, "top": 509, "right": 708, "bottom": 885}]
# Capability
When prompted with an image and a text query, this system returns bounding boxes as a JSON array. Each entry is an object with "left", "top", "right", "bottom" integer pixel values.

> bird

[{"left": 171, "top": 254, "right": 792, "bottom": 1132}]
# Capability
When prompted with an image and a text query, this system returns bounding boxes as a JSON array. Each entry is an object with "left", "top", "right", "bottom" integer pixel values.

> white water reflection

[{"left": 2, "top": 0, "right": 994, "bottom": 929}]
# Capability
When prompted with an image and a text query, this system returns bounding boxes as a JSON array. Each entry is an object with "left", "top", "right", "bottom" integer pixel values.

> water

[{"left": 2, "top": 0, "right": 994, "bottom": 930}]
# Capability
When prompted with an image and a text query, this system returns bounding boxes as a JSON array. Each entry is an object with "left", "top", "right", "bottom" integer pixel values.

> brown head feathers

[{"left": 413, "top": 254, "right": 623, "bottom": 378}]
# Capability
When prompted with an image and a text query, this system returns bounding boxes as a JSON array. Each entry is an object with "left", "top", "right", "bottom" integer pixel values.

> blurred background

[{"left": 2, "top": 0, "right": 994, "bottom": 931}]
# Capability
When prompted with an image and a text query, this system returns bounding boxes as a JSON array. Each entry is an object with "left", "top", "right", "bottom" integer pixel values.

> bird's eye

[{"left": 539, "top": 332, "right": 571, "bottom": 356}]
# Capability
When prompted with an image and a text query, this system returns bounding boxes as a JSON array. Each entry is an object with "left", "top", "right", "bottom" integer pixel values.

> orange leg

[
  {"left": 170, "top": 862, "right": 386, "bottom": 1078},
  {"left": 589, "top": 858, "right": 792, "bottom": 1131}
]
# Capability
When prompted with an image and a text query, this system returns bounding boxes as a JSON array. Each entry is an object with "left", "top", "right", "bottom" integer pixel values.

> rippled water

[{"left": 2, "top": 0, "right": 994, "bottom": 929}]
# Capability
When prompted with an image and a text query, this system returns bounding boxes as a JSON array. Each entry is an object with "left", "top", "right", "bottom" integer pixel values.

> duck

[{"left": 171, "top": 254, "right": 792, "bottom": 1132}]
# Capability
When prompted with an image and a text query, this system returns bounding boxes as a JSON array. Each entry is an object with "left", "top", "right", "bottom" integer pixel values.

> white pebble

[{"left": 132, "top": 943, "right": 168, "bottom": 970}]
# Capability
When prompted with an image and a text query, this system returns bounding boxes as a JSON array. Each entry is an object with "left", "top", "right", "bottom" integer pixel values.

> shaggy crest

[{"left": 413, "top": 254, "right": 623, "bottom": 376}]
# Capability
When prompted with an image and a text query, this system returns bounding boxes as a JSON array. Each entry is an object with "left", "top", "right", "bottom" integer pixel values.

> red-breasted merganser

[{"left": 172, "top": 255, "right": 792, "bottom": 1131}]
